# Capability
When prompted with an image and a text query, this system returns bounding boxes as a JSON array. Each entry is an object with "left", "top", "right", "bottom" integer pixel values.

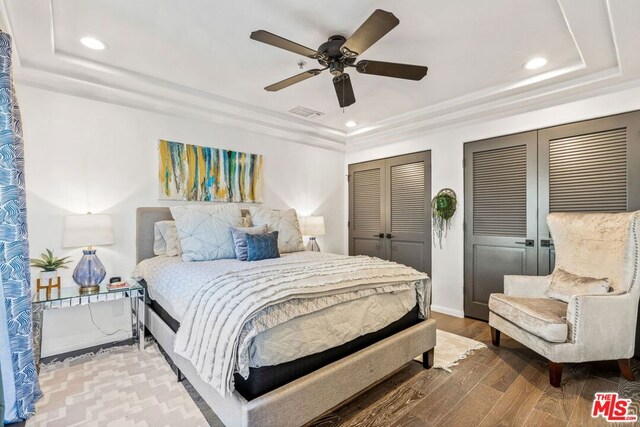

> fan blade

[
  {"left": 333, "top": 73, "right": 356, "bottom": 108},
  {"left": 341, "top": 10, "right": 399, "bottom": 58},
  {"left": 265, "top": 69, "right": 323, "bottom": 92},
  {"left": 250, "top": 30, "right": 322, "bottom": 59},
  {"left": 356, "top": 60, "right": 428, "bottom": 80}
]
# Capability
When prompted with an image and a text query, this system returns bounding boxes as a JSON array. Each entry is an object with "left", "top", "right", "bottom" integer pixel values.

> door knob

[
  {"left": 540, "top": 239, "right": 554, "bottom": 248},
  {"left": 373, "top": 233, "right": 384, "bottom": 238},
  {"left": 386, "top": 233, "right": 394, "bottom": 239},
  {"left": 515, "top": 239, "right": 535, "bottom": 247}
]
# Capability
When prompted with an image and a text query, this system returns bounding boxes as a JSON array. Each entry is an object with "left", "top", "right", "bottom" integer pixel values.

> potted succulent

[{"left": 30, "top": 249, "right": 72, "bottom": 283}]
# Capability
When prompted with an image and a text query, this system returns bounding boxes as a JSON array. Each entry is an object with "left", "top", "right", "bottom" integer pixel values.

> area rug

[
  {"left": 414, "top": 329, "right": 487, "bottom": 372},
  {"left": 27, "top": 342, "right": 208, "bottom": 427}
]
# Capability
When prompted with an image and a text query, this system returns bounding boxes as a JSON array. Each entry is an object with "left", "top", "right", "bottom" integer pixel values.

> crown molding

[
  {"left": 346, "top": 66, "right": 624, "bottom": 149},
  {"left": 14, "top": 61, "right": 347, "bottom": 152},
  {"left": 346, "top": 74, "right": 640, "bottom": 153}
]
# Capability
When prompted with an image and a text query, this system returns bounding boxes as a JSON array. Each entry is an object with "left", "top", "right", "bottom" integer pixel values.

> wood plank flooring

[{"left": 306, "top": 312, "right": 640, "bottom": 427}]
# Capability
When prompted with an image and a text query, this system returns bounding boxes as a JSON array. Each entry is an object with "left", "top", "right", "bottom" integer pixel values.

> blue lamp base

[{"left": 72, "top": 249, "right": 106, "bottom": 293}]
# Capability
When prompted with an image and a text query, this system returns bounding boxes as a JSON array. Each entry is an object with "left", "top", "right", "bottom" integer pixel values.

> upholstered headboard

[{"left": 135, "top": 207, "right": 250, "bottom": 264}]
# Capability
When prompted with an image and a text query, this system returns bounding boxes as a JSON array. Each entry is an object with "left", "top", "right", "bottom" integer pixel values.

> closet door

[
  {"left": 349, "top": 152, "right": 431, "bottom": 272},
  {"left": 348, "top": 160, "right": 386, "bottom": 258},
  {"left": 385, "top": 152, "right": 431, "bottom": 274},
  {"left": 538, "top": 112, "right": 640, "bottom": 275},
  {"left": 464, "top": 132, "right": 538, "bottom": 320}
]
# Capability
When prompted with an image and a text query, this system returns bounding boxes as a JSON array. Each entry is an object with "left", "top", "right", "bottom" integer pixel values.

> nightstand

[{"left": 32, "top": 283, "right": 145, "bottom": 369}]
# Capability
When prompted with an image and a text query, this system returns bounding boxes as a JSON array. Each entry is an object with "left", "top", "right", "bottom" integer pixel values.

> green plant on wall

[{"left": 432, "top": 188, "right": 457, "bottom": 249}]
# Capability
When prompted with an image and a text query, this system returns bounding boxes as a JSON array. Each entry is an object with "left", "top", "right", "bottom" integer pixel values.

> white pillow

[
  {"left": 242, "top": 212, "right": 253, "bottom": 227},
  {"left": 249, "top": 207, "right": 304, "bottom": 253},
  {"left": 170, "top": 205, "right": 243, "bottom": 261},
  {"left": 153, "top": 220, "right": 182, "bottom": 257}
]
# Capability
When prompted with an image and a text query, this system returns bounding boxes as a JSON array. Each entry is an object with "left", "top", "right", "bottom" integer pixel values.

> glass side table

[{"left": 32, "top": 283, "right": 145, "bottom": 369}]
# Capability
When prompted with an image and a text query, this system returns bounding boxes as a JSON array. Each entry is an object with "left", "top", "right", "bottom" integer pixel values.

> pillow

[
  {"left": 242, "top": 212, "right": 253, "bottom": 228},
  {"left": 246, "top": 231, "right": 280, "bottom": 261},
  {"left": 153, "top": 221, "right": 182, "bottom": 257},
  {"left": 546, "top": 268, "right": 610, "bottom": 303},
  {"left": 170, "top": 205, "right": 243, "bottom": 261},
  {"left": 249, "top": 207, "right": 304, "bottom": 253},
  {"left": 231, "top": 224, "right": 269, "bottom": 261}
]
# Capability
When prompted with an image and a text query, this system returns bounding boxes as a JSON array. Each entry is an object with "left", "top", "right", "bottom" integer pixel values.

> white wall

[
  {"left": 19, "top": 84, "right": 346, "bottom": 356},
  {"left": 21, "top": 80, "right": 640, "bottom": 354},
  {"left": 346, "top": 85, "right": 640, "bottom": 318}
]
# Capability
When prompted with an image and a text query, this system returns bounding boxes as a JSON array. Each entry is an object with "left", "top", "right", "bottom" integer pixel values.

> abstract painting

[{"left": 158, "top": 140, "right": 264, "bottom": 202}]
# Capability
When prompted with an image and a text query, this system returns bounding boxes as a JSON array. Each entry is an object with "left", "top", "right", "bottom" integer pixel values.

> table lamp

[
  {"left": 62, "top": 213, "right": 114, "bottom": 293},
  {"left": 300, "top": 216, "right": 325, "bottom": 252}
]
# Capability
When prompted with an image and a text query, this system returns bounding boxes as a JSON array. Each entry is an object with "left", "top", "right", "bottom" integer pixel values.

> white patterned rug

[
  {"left": 27, "top": 330, "right": 484, "bottom": 426},
  {"left": 415, "top": 330, "right": 487, "bottom": 372},
  {"left": 27, "top": 343, "right": 208, "bottom": 427}
]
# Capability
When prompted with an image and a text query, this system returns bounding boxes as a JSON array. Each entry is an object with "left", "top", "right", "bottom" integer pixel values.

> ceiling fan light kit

[{"left": 250, "top": 9, "right": 429, "bottom": 108}]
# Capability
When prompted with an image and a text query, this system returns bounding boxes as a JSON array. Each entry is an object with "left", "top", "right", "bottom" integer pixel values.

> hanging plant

[{"left": 432, "top": 188, "right": 457, "bottom": 249}]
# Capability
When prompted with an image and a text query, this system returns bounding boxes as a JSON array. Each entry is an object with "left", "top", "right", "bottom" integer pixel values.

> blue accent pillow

[
  {"left": 231, "top": 225, "right": 268, "bottom": 261},
  {"left": 246, "top": 231, "right": 280, "bottom": 261}
]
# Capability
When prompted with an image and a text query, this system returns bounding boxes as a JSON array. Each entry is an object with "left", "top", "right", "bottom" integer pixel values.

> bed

[{"left": 135, "top": 207, "right": 437, "bottom": 427}]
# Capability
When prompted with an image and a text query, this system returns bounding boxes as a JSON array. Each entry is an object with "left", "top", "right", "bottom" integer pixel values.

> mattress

[
  {"left": 135, "top": 253, "right": 417, "bottom": 367},
  {"left": 146, "top": 294, "right": 420, "bottom": 400}
]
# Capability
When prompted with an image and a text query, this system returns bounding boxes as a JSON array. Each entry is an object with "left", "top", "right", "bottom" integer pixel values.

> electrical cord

[{"left": 87, "top": 304, "right": 128, "bottom": 337}]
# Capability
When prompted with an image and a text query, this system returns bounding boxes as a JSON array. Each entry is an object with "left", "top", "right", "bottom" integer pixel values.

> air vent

[{"left": 288, "top": 106, "right": 324, "bottom": 119}]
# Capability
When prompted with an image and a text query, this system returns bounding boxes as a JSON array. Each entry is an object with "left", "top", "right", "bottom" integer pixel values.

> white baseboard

[{"left": 431, "top": 305, "right": 464, "bottom": 318}]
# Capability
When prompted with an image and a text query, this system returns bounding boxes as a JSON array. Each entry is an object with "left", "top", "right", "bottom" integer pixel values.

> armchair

[{"left": 488, "top": 212, "right": 640, "bottom": 387}]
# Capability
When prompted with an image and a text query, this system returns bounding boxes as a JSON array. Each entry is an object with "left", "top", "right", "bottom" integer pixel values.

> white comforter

[{"left": 159, "top": 252, "right": 430, "bottom": 396}]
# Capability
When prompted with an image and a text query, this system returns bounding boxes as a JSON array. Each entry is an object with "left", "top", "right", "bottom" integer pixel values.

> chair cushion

[{"left": 489, "top": 294, "right": 569, "bottom": 343}]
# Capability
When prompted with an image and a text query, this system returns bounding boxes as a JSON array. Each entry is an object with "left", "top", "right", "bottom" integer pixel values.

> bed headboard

[{"left": 135, "top": 207, "right": 250, "bottom": 264}]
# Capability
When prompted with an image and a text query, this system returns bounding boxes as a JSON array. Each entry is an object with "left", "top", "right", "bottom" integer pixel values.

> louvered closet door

[
  {"left": 349, "top": 160, "right": 386, "bottom": 258},
  {"left": 537, "top": 112, "right": 640, "bottom": 275},
  {"left": 464, "top": 132, "right": 538, "bottom": 320},
  {"left": 385, "top": 152, "right": 431, "bottom": 274}
]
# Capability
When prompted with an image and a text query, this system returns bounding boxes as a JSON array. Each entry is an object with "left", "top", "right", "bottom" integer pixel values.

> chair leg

[
  {"left": 423, "top": 348, "right": 434, "bottom": 369},
  {"left": 549, "top": 361, "right": 563, "bottom": 387},
  {"left": 618, "top": 359, "right": 635, "bottom": 381},
  {"left": 490, "top": 327, "right": 500, "bottom": 347}
]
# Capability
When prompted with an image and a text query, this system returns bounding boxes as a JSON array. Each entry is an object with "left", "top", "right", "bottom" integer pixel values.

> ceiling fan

[{"left": 250, "top": 9, "right": 428, "bottom": 108}]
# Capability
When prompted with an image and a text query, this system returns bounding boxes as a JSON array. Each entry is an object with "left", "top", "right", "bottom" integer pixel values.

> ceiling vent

[{"left": 288, "top": 106, "right": 324, "bottom": 119}]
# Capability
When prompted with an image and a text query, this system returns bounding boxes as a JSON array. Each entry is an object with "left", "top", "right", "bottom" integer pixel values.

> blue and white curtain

[{"left": 0, "top": 31, "right": 41, "bottom": 422}]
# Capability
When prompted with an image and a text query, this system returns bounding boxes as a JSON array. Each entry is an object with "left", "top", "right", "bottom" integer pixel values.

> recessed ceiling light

[
  {"left": 345, "top": 120, "right": 358, "bottom": 128},
  {"left": 523, "top": 57, "right": 547, "bottom": 70},
  {"left": 80, "top": 36, "right": 107, "bottom": 50}
]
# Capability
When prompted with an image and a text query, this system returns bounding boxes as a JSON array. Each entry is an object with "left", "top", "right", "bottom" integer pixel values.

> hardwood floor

[{"left": 307, "top": 312, "right": 640, "bottom": 427}]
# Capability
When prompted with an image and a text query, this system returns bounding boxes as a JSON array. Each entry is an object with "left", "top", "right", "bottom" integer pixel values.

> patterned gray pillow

[
  {"left": 153, "top": 220, "right": 182, "bottom": 257},
  {"left": 249, "top": 207, "right": 305, "bottom": 253},
  {"left": 170, "top": 205, "right": 243, "bottom": 261}
]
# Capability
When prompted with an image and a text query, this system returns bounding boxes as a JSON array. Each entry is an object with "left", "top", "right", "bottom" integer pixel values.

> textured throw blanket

[{"left": 173, "top": 255, "right": 430, "bottom": 396}]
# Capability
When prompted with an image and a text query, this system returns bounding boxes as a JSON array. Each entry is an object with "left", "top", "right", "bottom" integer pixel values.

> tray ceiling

[{"left": 2, "top": 0, "right": 639, "bottom": 149}]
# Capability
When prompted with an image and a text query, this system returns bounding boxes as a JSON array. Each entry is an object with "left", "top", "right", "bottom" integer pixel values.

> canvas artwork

[{"left": 158, "top": 140, "right": 264, "bottom": 202}]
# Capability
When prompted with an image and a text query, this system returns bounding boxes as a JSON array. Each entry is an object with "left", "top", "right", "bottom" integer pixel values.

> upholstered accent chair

[{"left": 488, "top": 212, "right": 640, "bottom": 387}]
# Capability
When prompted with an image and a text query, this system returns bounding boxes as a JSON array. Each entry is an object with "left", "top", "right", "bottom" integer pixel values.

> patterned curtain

[{"left": 0, "top": 31, "right": 41, "bottom": 422}]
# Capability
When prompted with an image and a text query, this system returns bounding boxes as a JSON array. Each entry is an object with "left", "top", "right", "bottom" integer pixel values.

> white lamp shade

[
  {"left": 62, "top": 214, "right": 115, "bottom": 248},
  {"left": 300, "top": 216, "right": 325, "bottom": 237}
]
